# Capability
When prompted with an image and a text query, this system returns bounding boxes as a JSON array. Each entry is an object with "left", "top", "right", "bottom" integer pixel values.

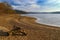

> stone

[{"left": 0, "top": 30, "right": 9, "bottom": 36}]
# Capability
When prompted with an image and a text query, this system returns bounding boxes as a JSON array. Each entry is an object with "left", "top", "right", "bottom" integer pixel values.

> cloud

[
  {"left": 11, "top": 0, "right": 41, "bottom": 12},
  {"left": 37, "top": 0, "right": 60, "bottom": 7},
  {"left": 11, "top": 0, "right": 60, "bottom": 12},
  {"left": 36, "top": 0, "right": 60, "bottom": 12},
  {"left": 0, "top": 0, "right": 60, "bottom": 12}
]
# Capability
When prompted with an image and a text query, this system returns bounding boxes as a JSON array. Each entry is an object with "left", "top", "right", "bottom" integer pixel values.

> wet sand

[{"left": 0, "top": 14, "right": 60, "bottom": 40}]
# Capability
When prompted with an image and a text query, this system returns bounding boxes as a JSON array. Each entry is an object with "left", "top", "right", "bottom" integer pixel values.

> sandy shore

[{"left": 0, "top": 14, "right": 60, "bottom": 40}]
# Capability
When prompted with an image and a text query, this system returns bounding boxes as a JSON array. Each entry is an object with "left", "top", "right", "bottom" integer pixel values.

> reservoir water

[{"left": 21, "top": 14, "right": 60, "bottom": 27}]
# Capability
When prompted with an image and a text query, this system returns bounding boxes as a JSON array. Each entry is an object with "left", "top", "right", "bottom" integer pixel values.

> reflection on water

[{"left": 21, "top": 14, "right": 60, "bottom": 27}]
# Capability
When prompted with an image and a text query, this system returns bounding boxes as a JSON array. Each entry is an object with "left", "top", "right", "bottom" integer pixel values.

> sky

[{"left": 0, "top": 0, "right": 60, "bottom": 12}]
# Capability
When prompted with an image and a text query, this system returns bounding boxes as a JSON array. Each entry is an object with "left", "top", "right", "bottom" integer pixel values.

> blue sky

[{"left": 0, "top": 0, "right": 60, "bottom": 12}]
